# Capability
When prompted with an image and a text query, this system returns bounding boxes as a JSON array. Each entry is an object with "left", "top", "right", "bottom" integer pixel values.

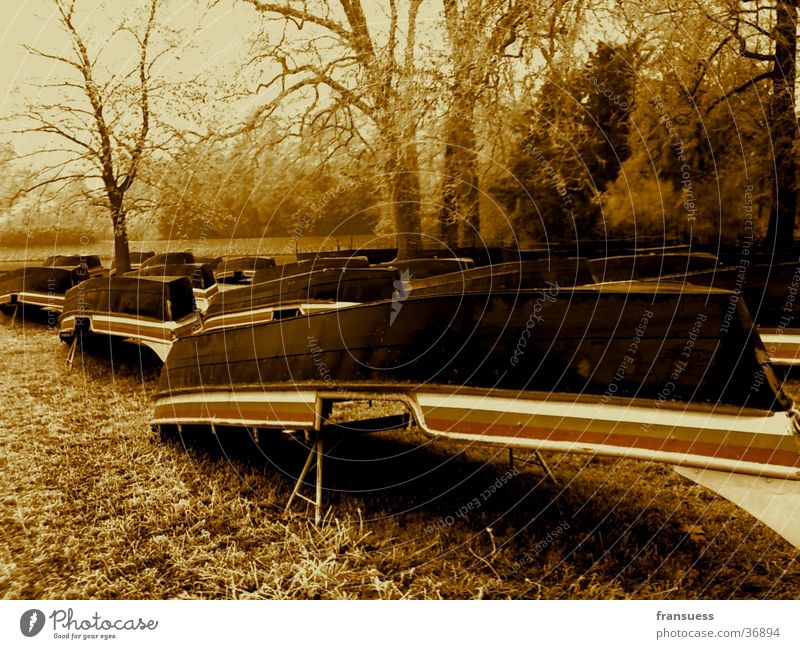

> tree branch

[
  {"left": 706, "top": 70, "right": 773, "bottom": 113},
  {"left": 246, "top": 1, "right": 353, "bottom": 42}
]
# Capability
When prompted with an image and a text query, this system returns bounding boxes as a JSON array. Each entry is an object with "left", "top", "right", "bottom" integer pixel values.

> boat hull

[
  {"left": 641, "top": 260, "right": 800, "bottom": 365},
  {"left": 204, "top": 268, "right": 396, "bottom": 323},
  {"left": 153, "top": 284, "right": 800, "bottom": 546},
  {"left": 408, "top": 258, "right": 593, "bottom": 297},
  {"left": 0, "top": 266, "right": 86, "bottom": 313},
  {"left": 127, "top": 263, "right": 218, "bottom": 314},
  {"left": 152, "top": 382, "right": 800, "bottom": 479},
  {"left": 215, "top": 257, "right": 276, "bottom": 284},
  {"left": 59, "top": 276, "right": 200, "bottom": 361},
  {"left": 160, "top": 285, "right": 782, "bottom": 411}
]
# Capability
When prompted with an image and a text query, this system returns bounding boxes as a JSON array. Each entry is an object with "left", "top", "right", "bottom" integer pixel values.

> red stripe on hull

[
  {"left": 424, "top": 417, "right": 800, "bottom": 469},
  {"left": 153, "top": 401, "right": 315, "bottom": 426}
]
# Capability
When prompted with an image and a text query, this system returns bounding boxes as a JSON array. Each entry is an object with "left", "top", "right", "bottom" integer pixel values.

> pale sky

[
  {"left": 0, "top": 0, "right": 260, "bottom": 150},
  {"left": 0, "top": 0, "right": 610, "bottom": 162},
  {"left": 0, "top": 0, "right": 453, "bottom": 141}
]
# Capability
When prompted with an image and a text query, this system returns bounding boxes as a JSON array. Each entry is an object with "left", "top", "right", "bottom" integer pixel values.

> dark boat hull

[
  {"left": 43, "top": 255, "right": 103, "bottom": 274},
  {"left": 202, "top": 267, "right": 396, "bottom": 332},
  {"left": 159, "top": 284, "right": 782, "bottom": 410},
  {"left": 252, "top": 257, "right": 370, "bottom": 284},
  {"left": 640, "top": 261, "right": 800, "bottom": 365},
  {"left": 0, "top": 266, "right": 87, "bottom": 312},
  {"left": 141, "top": 252, "right": 196, "bottom": 268},
  {"left": 153, "top": 284, "right": 800, "bottom": 545},
  {"left": 216, "top": 257, "right": 276, "bottom": 284},
  {"left": 59, "top": 276, "right": 200, "bottom": 361},
  {"left": 408, "top": 258, "right": 594, "bottom": 297},
  {"left": 127, "top": 264, "right": 218, "bottom": 312}
]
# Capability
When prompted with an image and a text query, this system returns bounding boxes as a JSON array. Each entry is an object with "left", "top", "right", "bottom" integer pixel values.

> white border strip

[
  {"left": 156, "top": 390, "right": 318, "bottom": 406},
  {"left": 415, "top": 392, "right": 792, "bottom": 436}
]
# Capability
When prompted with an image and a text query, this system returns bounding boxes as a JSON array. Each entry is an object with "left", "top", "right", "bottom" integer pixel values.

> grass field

[{"left": 1, "top": 314, "right": 799, "bottom": 599}]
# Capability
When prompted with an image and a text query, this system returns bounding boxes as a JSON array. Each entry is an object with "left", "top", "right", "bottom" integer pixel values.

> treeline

[
  {"left": 145, "top": 141, "right": 383, "bottom": 241},
  {"left": 3, "top": 1, "right": 796, "bottom": 252},
  {"left": 492, "top": 34, "right": 778, "bottom": 246},
  {"left": 0, "top": 144, "right": 106, "bottom": 247}
]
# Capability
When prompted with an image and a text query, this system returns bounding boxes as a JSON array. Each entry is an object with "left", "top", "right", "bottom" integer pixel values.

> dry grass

[{"left": 1, "top": 313, "right": 798, "bottom": 599}]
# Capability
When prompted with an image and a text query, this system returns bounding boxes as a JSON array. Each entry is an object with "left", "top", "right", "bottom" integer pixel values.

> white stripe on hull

[
  {"left": 411, "top": 392, "right": 800, "bottom": 479},
  {"left": 150, "top": 385, "right": 800, "bottom": 478},
  {"left": 16, "top": 291, "right": 64, "bottom": 311},
  {"left": 201, "top": 301, "right": 358, "bottom": 333},
  {"left": 759, "top": 330, "right": 800, "bottom": 366},
  {"left": 414, "top": 392, "right": 792, "bottom": 437},
  {"left": 416, "top": 418, "right": 800, "bottom": 479},
  {"left": 150, "top": 386, "right": 800, "bottom": 547},
  {"left": 60, "top": 313, "right": 189, "bottom": 339},
  {"left": 152, "top": 390, "right": 319, "bottom": 428},
  {"left": 60, "top": 312, "right": 199, "bottom": 361}
]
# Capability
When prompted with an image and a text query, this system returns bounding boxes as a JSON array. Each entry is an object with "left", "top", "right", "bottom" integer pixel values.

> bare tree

[
  {"left": 690, "top": 0, "right": 797, "bottom": 249},
  {"left": 437, "top": 0, "right": 593, "bottom": 247},
  {"left": 438, "top": 0, "right": 530, "bottom": 247},
  {"left": 14, "top": 0, "right": 166, "bottom": 273},
  {"left": 740, "top": 0, "right": 797, "bottom": 249},
  {"left": 244, "top": 1, "right": 425, "bottom": 258}
]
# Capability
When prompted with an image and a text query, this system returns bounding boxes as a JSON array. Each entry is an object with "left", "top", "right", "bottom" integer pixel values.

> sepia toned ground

[{"left": 1, "top": 313, "right": 799, "bottom": 600}]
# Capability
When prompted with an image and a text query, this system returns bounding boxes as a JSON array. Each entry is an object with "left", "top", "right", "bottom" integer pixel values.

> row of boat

[{"left": 3, "top": 246, "right": 800, "bottom": 547}]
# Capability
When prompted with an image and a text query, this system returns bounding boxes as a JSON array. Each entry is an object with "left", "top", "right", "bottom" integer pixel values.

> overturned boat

[
  {"left": 195, "top": 255, "right": 224, "bottom": 269},
  {"left": 252, "top": 256, "right": 370, "bottom": 284},
  {"left": 153, "top": 281, "right": 800, "bottom": 545},
  {"left": 140, "top": 251, "right": 196, "bottom": 269},
  {"left": 377, "top": 257, "right": 475, "bottom": 279},
  {"left": 408, "top": 257, "right": 594, "bottom": 297},
  {"left": 0, "top": 259, "right": 97, "bottom": 315},
  {"left": 43, "top": 254, "right": 104, "bottom": 275},
  {"left": 215, "top": 256, "right": 276, "bottom": 284},
  {"left": 127, "top": 263, "right": 218, "bottom": 313},
  {"left": 724, "top": 261, "right": 800, "bottom": 366},
  {"left": 59, "top": 275, "right": 201, "bottom": 362},
  {"left": 630, "top": 257, "right": 800, "bottom": 367},
  {"left": 201, "top": 266, "right": 396, "bottom": 333}
]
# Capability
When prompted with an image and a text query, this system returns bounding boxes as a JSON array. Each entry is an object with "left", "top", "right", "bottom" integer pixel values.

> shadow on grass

[
  {"left": 0, "top": 306, "right": 163, "bottom": 381},
  {"left": 154, "top": 423, "right": 800, "bottom": 598},
  {"left": 62, "top": 334, "right": 164, "bottom": 382},
  {"left": 0, "top": 304, "right": 60, "bottom": 328}
]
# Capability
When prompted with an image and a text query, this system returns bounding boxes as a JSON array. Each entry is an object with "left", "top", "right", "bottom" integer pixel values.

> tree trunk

[
  {"left": 439, "top": 141, "right": 461, "bottom": 248},
  {"left": 439, "top": 96, "right": 480, "bottom": 248},
  {"left": 440, "top": 0, "right": 481, "bottom": 249},
  {"left": 389, "top": 138, "right": 422, "bottom": 260},
  {"left": 112, "top": 203, "right": 132, "bottom": 275},
  {"left": 766, "top": 0, "right": 798, "bottom": 251}
]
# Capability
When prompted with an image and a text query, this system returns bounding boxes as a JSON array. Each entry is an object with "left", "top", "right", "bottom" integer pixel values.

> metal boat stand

[
  {"left": 285, "top": 431, "right": 325, "bottom": 524},
  {"left": 9, "top": 304, "right": 18, "bottom": 329},
  {"left": 509, "top": 448, "right": 557, "bottom": 485},
  {"left": 65, "top": 335, "right": 79, "bottom": 371}
]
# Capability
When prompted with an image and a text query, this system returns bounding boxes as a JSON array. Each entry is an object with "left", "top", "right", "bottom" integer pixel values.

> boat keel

[{"left": 674, "top": 466, "right": 800, "bottom": 549}]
